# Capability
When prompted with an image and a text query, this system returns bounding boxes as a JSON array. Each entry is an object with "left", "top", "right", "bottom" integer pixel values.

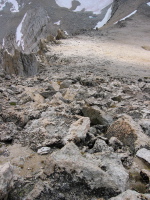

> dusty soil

[{"left": 47, "top": 13, "right": 150, "bottom": 79}]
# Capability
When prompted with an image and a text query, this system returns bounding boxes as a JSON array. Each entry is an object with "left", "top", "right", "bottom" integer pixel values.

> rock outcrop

[{"left": 2, "top": 49, "right": 39, "bottom": 76}]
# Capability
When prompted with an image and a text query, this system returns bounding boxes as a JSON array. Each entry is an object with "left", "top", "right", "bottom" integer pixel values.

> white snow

[
  {"left": 54, "top": 20, "right": 61, "bottom": 25},
  {"left": 147, "top": 2, "right": 150, "bottom": 6},
  {"left": 115, "top": 10, "right": 137, "bottom": 24},
  {"left": 16, "top": 13, "right": 27, "bottom": 50},
  {"left": 120, "top": 10, "right": 137, "bottom": 21},
  {"left": 55, "top": 0, "right": 72, "bottom": 9},
  {"left": 94, "top": 6, "right": 112, "bottom": 29},
  {"left": 0, "top": 0, "right": 19, "bottom": 12},
  {"left": 5, "top": 49, "right": 11, "bottom": 55},
  {"left": 55, "top": 0, "right": 113, "bottom": 14},
  {"left": 64, "top": 31, "right": 69, "bottom": 35}
]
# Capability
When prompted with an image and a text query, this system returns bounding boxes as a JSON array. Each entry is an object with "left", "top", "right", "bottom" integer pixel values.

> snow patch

[
  {"left": 55, "top": 0, "right": 72, "bottom": 9},
  {"left": 0, "top": 0, "right": 19, "bottom": 12},
  {"left": 55, "top": 0, "right": 113, "bottom": 14},
  {"left": 16, "top": 13, "right": 27, "bottom": 50},
  {"left": 94, "top": 6, "right": 112, "bottom": 29},
  {"left": 147, "top": 2, "right": 150, "bottom": 6},
  {"left": 54, "top": 20, "right": 61, "bottom": 25},
  {"left": 114, "top": 10, "right": 137, "bottom": 24},
  {"left": 64, "top": 31, "right": 69, "bottom": 35}
]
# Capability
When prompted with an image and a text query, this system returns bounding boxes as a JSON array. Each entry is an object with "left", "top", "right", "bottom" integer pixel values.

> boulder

[
  {"left": 45, "top": 142, "right": 129, "bottom": 198},
  {"left": 106, "top": 115, "right": 150, "bottom": 153},
  {"left": 109, "top": 189, "right": 150, "bottom": 200},
  {"left": 63, "top": 117, "right": 90, "bottom": 144},
  {"left": 0, "top": 163, "right": 14, "bottom": 199}
]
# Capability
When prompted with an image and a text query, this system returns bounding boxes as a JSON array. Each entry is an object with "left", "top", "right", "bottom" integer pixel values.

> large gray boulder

[
  {"left": 45, "top": 142, "right": 129, "bottom": 198},
  {"left": 0, "top": 163, "right": 14, "bottom": 199}
]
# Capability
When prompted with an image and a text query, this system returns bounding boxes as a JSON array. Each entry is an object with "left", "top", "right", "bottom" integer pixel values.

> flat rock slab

[{"left": 136, "top": 148, "right": 150, "bottom": 164}]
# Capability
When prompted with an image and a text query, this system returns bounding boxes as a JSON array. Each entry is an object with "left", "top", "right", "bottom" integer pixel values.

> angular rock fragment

[{"left": 63, "top": 117, "right": 90, "bottom": 144}]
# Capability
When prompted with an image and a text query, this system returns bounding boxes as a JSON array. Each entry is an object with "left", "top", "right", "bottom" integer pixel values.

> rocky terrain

[{"left": 0, "top": 0, "right": 150, "bottom": 200}]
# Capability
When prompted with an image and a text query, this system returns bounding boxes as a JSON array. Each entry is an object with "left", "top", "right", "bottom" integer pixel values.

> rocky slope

[{"left": 0, "top": 1, "right": 150, "bottom": 200}]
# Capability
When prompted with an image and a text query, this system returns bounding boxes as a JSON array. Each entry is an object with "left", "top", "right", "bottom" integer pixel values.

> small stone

[{"left": 37, "top": 147, "right": 50, "bottom": 155}]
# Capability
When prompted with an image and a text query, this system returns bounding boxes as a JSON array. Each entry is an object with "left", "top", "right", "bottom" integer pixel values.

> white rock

[
  {"left": 136, "top": 148, "right": 150, "bottom": 164},
  {"left": 37, "top": 147, "right": 50, "bottom": 155}
]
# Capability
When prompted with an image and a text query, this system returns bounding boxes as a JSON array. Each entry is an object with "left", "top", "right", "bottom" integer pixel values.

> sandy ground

[{"left": 47, "top": 14, "right": 150, "bottom": 79}]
